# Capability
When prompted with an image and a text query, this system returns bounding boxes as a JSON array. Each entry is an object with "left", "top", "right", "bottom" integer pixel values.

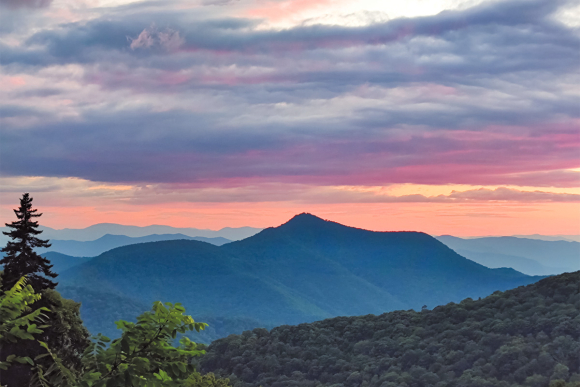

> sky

[{"left": 0, "top": 0, "right": 579, "bottom": 236}]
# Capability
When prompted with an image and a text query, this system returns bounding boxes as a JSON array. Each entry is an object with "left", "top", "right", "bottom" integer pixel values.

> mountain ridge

[
  {"left": 57, "top": 213, "right": 544, "bottom": 342},
  {"left": 0, "top": 223, "right": 262, "bottom": 243},
  {"left": 35, "top": 233, "right": 231, "bottom": 257},
  {"left": 437, "top": 235, "right": 580, "bottom": 275}
]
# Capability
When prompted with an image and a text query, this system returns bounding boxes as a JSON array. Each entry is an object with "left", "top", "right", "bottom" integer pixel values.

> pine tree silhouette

[{"left": 1, "top": 193, "right": 57, "bottom": 292}]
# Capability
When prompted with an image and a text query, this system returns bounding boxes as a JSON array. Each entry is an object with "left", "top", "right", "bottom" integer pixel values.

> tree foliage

[
  {"left": 1, "top": 193, "right": 56, "bottom": 292},
  {"left": 77, "top": 301, "right": 208, "bottom": 386},
  {"left": 0, "top": 276, "right": 49, "bottom": 373},
  {"left": 29, "top": 301, "right": 230, "bottom": 387},
  {"left": 0, "top": 276, "right": 229, "bottom": 386},
  {"left": 201, "top": 271, "right": 580, "bottom": 387}
]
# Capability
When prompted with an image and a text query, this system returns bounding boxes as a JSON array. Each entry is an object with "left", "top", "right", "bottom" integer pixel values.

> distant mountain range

[
  {"left": 436, "top": 235, "right": 580, "bottom": 276},
  {"left": 3, "top": 221, "right": 577, "bottom": 278},
  {"left": 57, "top": 213, "right": 543, "bottom": 342},
  {"left": 0, "top": 223, "right": 261, "bottom": 245},
  {"left": 511, "top": 234, "right": 580, "bottom": 242},
  {"left": 35, "top": 233, "right": 231, "bottom": 257}
]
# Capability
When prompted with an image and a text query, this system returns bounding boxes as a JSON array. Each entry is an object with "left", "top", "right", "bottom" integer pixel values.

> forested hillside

[
  {"left": 40, "top": 252, "right": 91, "bottom": 272},
  {"left": 200, "top": 271, "right": 580, "bottom": 387},
  {"left": 58, "top": 214, "right": 544, "bottom": 342},
  {"left": 58, "top": 285, "right": 273, "bottom": 344}
]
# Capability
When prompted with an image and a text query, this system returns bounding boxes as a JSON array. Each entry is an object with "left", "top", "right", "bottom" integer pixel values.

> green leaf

[
  {"left": 121, "top": 337, "right": 130, "bottom": 354},
  {"left": 14, "top": 356, "right": 34, "bottom": 365}
]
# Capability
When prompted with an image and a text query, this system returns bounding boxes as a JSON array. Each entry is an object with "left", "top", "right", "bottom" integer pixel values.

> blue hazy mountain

[
  {"left": 36, "top": 233, "right": 231, "bottom": 257},
  {"left": 1, "top": 252, "right": 89, "bottom": 274},
  {"left": 58, "top": 214, "right": 544, "bottom": 341},
  {"left": 41, "top": 252, "right": 92, "bottom": 272},
  {"left": 512, "top": 234, "right": 580, "bottom": 242},
  {"left": 27, "top": 224, "right": 260, "bottom": 242},
  {"left": 437, "top": 235, "right": 580, "bottom": 275}
]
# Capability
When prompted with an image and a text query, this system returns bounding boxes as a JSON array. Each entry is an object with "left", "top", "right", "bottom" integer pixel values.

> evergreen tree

[
  {"left": 1, "top": 193, "right": 57, "bottom": 292},
  {"left": 0, "top": 194, "right": 89, "bottom": 386}
]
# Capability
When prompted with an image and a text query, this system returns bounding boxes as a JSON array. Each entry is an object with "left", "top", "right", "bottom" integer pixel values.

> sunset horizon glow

[{"left": 1, "top": 0, "right": 579, "bottom": 236}]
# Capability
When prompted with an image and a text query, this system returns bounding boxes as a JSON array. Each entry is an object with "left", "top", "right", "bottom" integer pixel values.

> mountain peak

[
  {"left": 290, "top": 212, "right": 324, "bottom": 221},
  {"left": 284, "top": 213, "right": 329, "bottom": 227}
]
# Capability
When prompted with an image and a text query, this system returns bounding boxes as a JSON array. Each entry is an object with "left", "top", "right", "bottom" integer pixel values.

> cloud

[
  {"left": 0, "top": 104, "right": 578, "bottom": 187},
  {"left": 130, "top": 29, "right": 155, "bottom": 49},
  {"left": 1, "top": 176, "right": 576, "bottom": 206},
  {"left": 444, "top": 187, "right": 580, "bottom": 203},
  {"left": 0, "top": 0, "right": 578, "bottom": 193},
  {"left": 0, "top": 0, "right": 52, "bottom": 9},
  {"left": 129, "top": 26, "right": 184, "bottom": 51},
  {"left": 287, "top": 186, "right": 580, "bottom": 204},
  {"left": 202, "top": 0, "right": 240, "bottom": 5},
  {"left": 5, "top": 0, "right": 578, "bottom": 66}
]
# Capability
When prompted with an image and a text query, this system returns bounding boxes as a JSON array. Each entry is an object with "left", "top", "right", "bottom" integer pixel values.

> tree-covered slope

[
  {"left": 58, "top": 214, "right": 544, "bottom": 341},
  {"left": 59, "top": 240, "right": 314, "bottom": 324},
  {"left": 40, "top": 252, "right": 91, "bottom": 272},
  {"left": 58, "top": 285, "right": 270, "bottom": 344},
  {"left": 223, "top": 214, "right": 541, "bottom": 314},
  {"left": 200, "top": 271, "right": 580, "bottom": 387}
]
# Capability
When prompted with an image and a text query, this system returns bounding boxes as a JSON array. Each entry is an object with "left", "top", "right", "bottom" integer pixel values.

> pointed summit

[
  {"left": 276, "top": 213, "right": 345, "bottom": 235},
  {"left": 285, "top": 213, "right": 328, "bottom": 226}
]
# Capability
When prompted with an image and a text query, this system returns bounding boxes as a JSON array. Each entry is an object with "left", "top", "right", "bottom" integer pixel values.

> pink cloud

[
  {"left": 130, "top": 29, "right": 155, "bottom": 50},
  {"left": 158, "top": 29, "right": 185, "bottom": 51},
  {"left": 246, "top": 0, "right": 335, "bottom": 22},
  {"left": 7, "top": 76, "right": 26, "bottom": 86},
  {"left": 445, "top": 187, "right": 580, "bottom": 203},
  {"left": 129, "top": 27, "right": 184, "bottom": 52}
]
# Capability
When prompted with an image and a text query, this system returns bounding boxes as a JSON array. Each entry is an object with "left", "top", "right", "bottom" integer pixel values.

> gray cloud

[
  {"left": 1, "top": 106, "right": 578, "bottom": 187},
  {"left": 4, "top": 0, "right": 578, "bottom": 68},
  {"left": 445, "top": 187, "right": 580, "bottom": 202},
  {"left": 0, "top": 0, "right": 578, "bottom": 191},
  {"left": 0, "top": 0, "right": 52, "bottom": 9}
]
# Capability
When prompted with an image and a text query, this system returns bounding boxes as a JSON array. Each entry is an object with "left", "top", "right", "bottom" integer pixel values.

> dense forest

[{"left": 200, "top": 271, "right": 580, "bottom": 387}]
